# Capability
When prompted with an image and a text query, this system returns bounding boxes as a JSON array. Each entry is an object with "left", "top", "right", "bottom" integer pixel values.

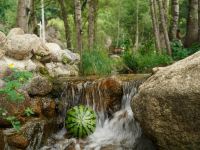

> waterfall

[
  {"left": 40, "top": 78, "right": 155, "bottom": 150},
  {"left": 83, "top": 81, "right": 142, "bottom": 150}
]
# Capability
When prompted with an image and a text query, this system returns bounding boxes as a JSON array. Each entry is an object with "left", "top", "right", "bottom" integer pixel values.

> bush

[
  {"left": 81, "top": 48, "right": 113, "bottom": 76},
  {"left": 123, "top": 50, "right": 172, "bottom": 73},
  {"left": 171, "top": 40, "right": 188, "bottom": 60}
]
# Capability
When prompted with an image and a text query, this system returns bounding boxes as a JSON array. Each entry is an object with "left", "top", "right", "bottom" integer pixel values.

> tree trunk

[
  {"left": 134, "top": 0, "right": 139, "bottom": 51},
  {"left": 58, "top": 0, "right": 72, "bottom": 49},
  {"left": 150, "top": 0, "right": 162, "bottom": 53},
  {"left": 185, "top": 0, "right": 198, "bottom": 47},
  {"left": 28, "top": 0, "right": 37, "bottom": 34},
  {"left": 16, "top": 0, "right": 28, "bottom": 32},
  {"left": 170, "top": 0, "right": 179, "bottom": 40},
  {"left": 163, "top": 0, "right": 169, "bottom": 25},
  {"left": 157, "top": 0, "right": 172, "bottom": 55},
  {"left": 88, "top": 0, "right": 98, "bottom": 49},
  {"left": 74, "top": 0, "right": 82, "bottom": 52},
  {"left": 198, "top": 0, "right": 200, "bottom": 41}
]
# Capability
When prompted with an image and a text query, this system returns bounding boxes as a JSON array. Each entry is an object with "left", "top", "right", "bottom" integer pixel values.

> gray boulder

[{"left": 132, "top": 51, "right": 200, "bottom": 149}]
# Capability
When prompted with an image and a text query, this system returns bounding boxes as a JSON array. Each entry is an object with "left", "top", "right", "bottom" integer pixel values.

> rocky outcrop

[{"left": 132, "top": 51, "right": 200, "bottom": 149}]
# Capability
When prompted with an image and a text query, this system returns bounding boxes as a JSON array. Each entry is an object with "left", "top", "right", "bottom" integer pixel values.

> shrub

[
  {"left": 171, "top": 40, "right": 188, "bottom": 60},
  {"left": 81, "top": 48, "right": 113, "bottom": 76},
  {"left": 122, "top": 50, "right": 172, "bottom": 73}
]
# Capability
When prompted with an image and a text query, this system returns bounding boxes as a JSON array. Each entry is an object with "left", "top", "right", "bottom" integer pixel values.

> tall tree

[
  {"left": 157, "top": 0, "right": 172, "bottom": 55},
  {"left": 150, "top": 0, "right": 161, "bottom": 53},
  {"left": 185, "top": 0, "right": 198, "bottom": 47},
  {"left": 170, "top": 0, "right": 179, "bottom": 40},
  {"left": 74, "top": 0, "right": 82, "bottom": 52},
  {"left": 58, "top": 0, "right": 72, "bottom": 49},
  {"left": 88, "top": 0, "right": 98, "bottom": 49},
  {"left": 16, "top": 0, "right": 28, "bottom": 32}
]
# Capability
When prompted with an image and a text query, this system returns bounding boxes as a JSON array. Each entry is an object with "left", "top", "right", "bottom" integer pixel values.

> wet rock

[
  {"left": 7, "top": 134, "right": 29, "bottom": 149},
  {"left": 132, "top": 51, "right": 200, "bottom": 149},
  {"left": 64, "top": 77, "right": 123, "bottom": 115},
  {"left": 7, "top": 28, "right": 24, "bottom": 38},
  {"left": 26, "top": 76, "right": 53, "bottom": 96},
  {"left": 30, "top": 98, "right": 43, "bottom": 116},
  {"left": 41, "top": 97, "right": 56, "bottom": 118},
  {"left": 3, "top": 118, "right": 56, "bottom": 150},
  {"left": 45, "top": 62, "right": 79, "bottom": 77}
]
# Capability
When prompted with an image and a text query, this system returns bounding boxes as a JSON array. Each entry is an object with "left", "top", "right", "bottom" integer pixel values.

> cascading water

[
  {"left": 84, "top": 81, "right": 142, "bottom": 150},
  {"left": 41, "top": 78, "right": 155, "bottom": 150}
]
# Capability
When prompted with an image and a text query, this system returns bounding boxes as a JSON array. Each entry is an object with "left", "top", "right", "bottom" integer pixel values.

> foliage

[
  {"left": 171, "top": 40, "right": 188, "bottom": 60},
  {"left": 187, "top": 43, "right": 200, "bottom": 55},
  {"left": 123, "top": 51, "right": 138, "bottom": 73},
  {"left": 81, "top": 48, "right": 113, "bottom": 75},
  {"left": 6, "top": 116, "right": 21, "bottom": 132},
  {"left": 0, "top": 68, "right": 33, "bottom": 102},
  {"left": 123, "top": 50, "right": 173, "bottom": 73},
  {"left": 24, "top": 107, "right": 34, "bottom": 117},
  {"left": 0, "top": 107, "right": 21, "bottom": 132}
]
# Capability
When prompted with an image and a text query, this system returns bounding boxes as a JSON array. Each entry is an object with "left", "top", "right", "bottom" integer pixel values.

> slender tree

[
  {"left": 88, "top": 0, "right": 98, "bottom": 49},
  {"left": 198, "top": 0, "right": 200, "bottom": 41},
  {"left": 150, "top": 0, "right": 161, "bottom": 53},
  {"left": 157, "top": 0, "right": 172, "bottom": 55},
  {"left": 74, "top": 0, "right": 82, "bottom": 52},
  {"left": 58, "top": 0, "right": 72, "bottom": 49},
  {"left": 28, "top": 0, "right": 37, "bottom": 34},
  {"left": 134, "top": 0, "right": 139, "bottom": 51},
  {"left": 16, "top": 0, "right": 28, "bottom": 32},
  {"left": 170, "top": 0, "right": 179, "bottom": 40},
  {"left": 185, "top": 0, "right": 198, "bottom": 47}
]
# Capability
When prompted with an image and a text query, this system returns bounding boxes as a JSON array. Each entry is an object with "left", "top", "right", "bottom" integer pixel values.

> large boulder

[
  {"left": 45, "top": 62, "right": 79, "bottom": 77},
  {"left": 5, "top": 33, "right": 50, "bottom": 60},
  {"left": 132, "top": 51, "right": 200, "bottom": 149},
  {"left": 0, "top": 31, "right": 6, "bottom": 47}
]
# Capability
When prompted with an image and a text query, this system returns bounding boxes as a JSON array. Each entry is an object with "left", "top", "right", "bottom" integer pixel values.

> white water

[{"left": 83, "top": 81, "right": 142, "bottom": 150}]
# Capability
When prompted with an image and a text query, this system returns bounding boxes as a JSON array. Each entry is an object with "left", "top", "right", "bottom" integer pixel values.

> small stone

[{"left": 7, "top": 134, "right": 29, "bottom": 149}]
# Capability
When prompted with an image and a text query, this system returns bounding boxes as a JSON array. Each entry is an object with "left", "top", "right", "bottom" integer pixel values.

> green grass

[{"left": 81, "top": 48, "right": 113, "bottom": 76}]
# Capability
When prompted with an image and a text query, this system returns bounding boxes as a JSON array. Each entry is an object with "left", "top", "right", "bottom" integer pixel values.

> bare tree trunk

[
  {"left": 170, "top": 0, "right": 179, "bottom": 40},
  {"left": 150, "top": 0, "right": 162, "bottom": 53},
  {"left": 185, "top": 0, "right": 198, "bottom": 47},
  {"left": 88, "top": 0, "right": 97, "bottom": 49},
  {"left": 134, "top": 0, "right": 139, "bottom": 51},
  {"left": 74, "top": 0, "right": 82, "bottom": 52},
  {"left": 163, "top": 0, "right": 169, "bottom": 25},
  {"left": 157, "top": 0, "right": 172, "bottom": 55},
  {"left": 198, "top": 0, "right": 200, "bottom": 41},
  {"left": 59, "top": 0, "right": 72, "bottom": 49},
  {"left": 28, "top": 0, "right": 37, "bottom": 34},
  {"left": 16, "top": 0, "right": 28, "bottom": 32}
]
